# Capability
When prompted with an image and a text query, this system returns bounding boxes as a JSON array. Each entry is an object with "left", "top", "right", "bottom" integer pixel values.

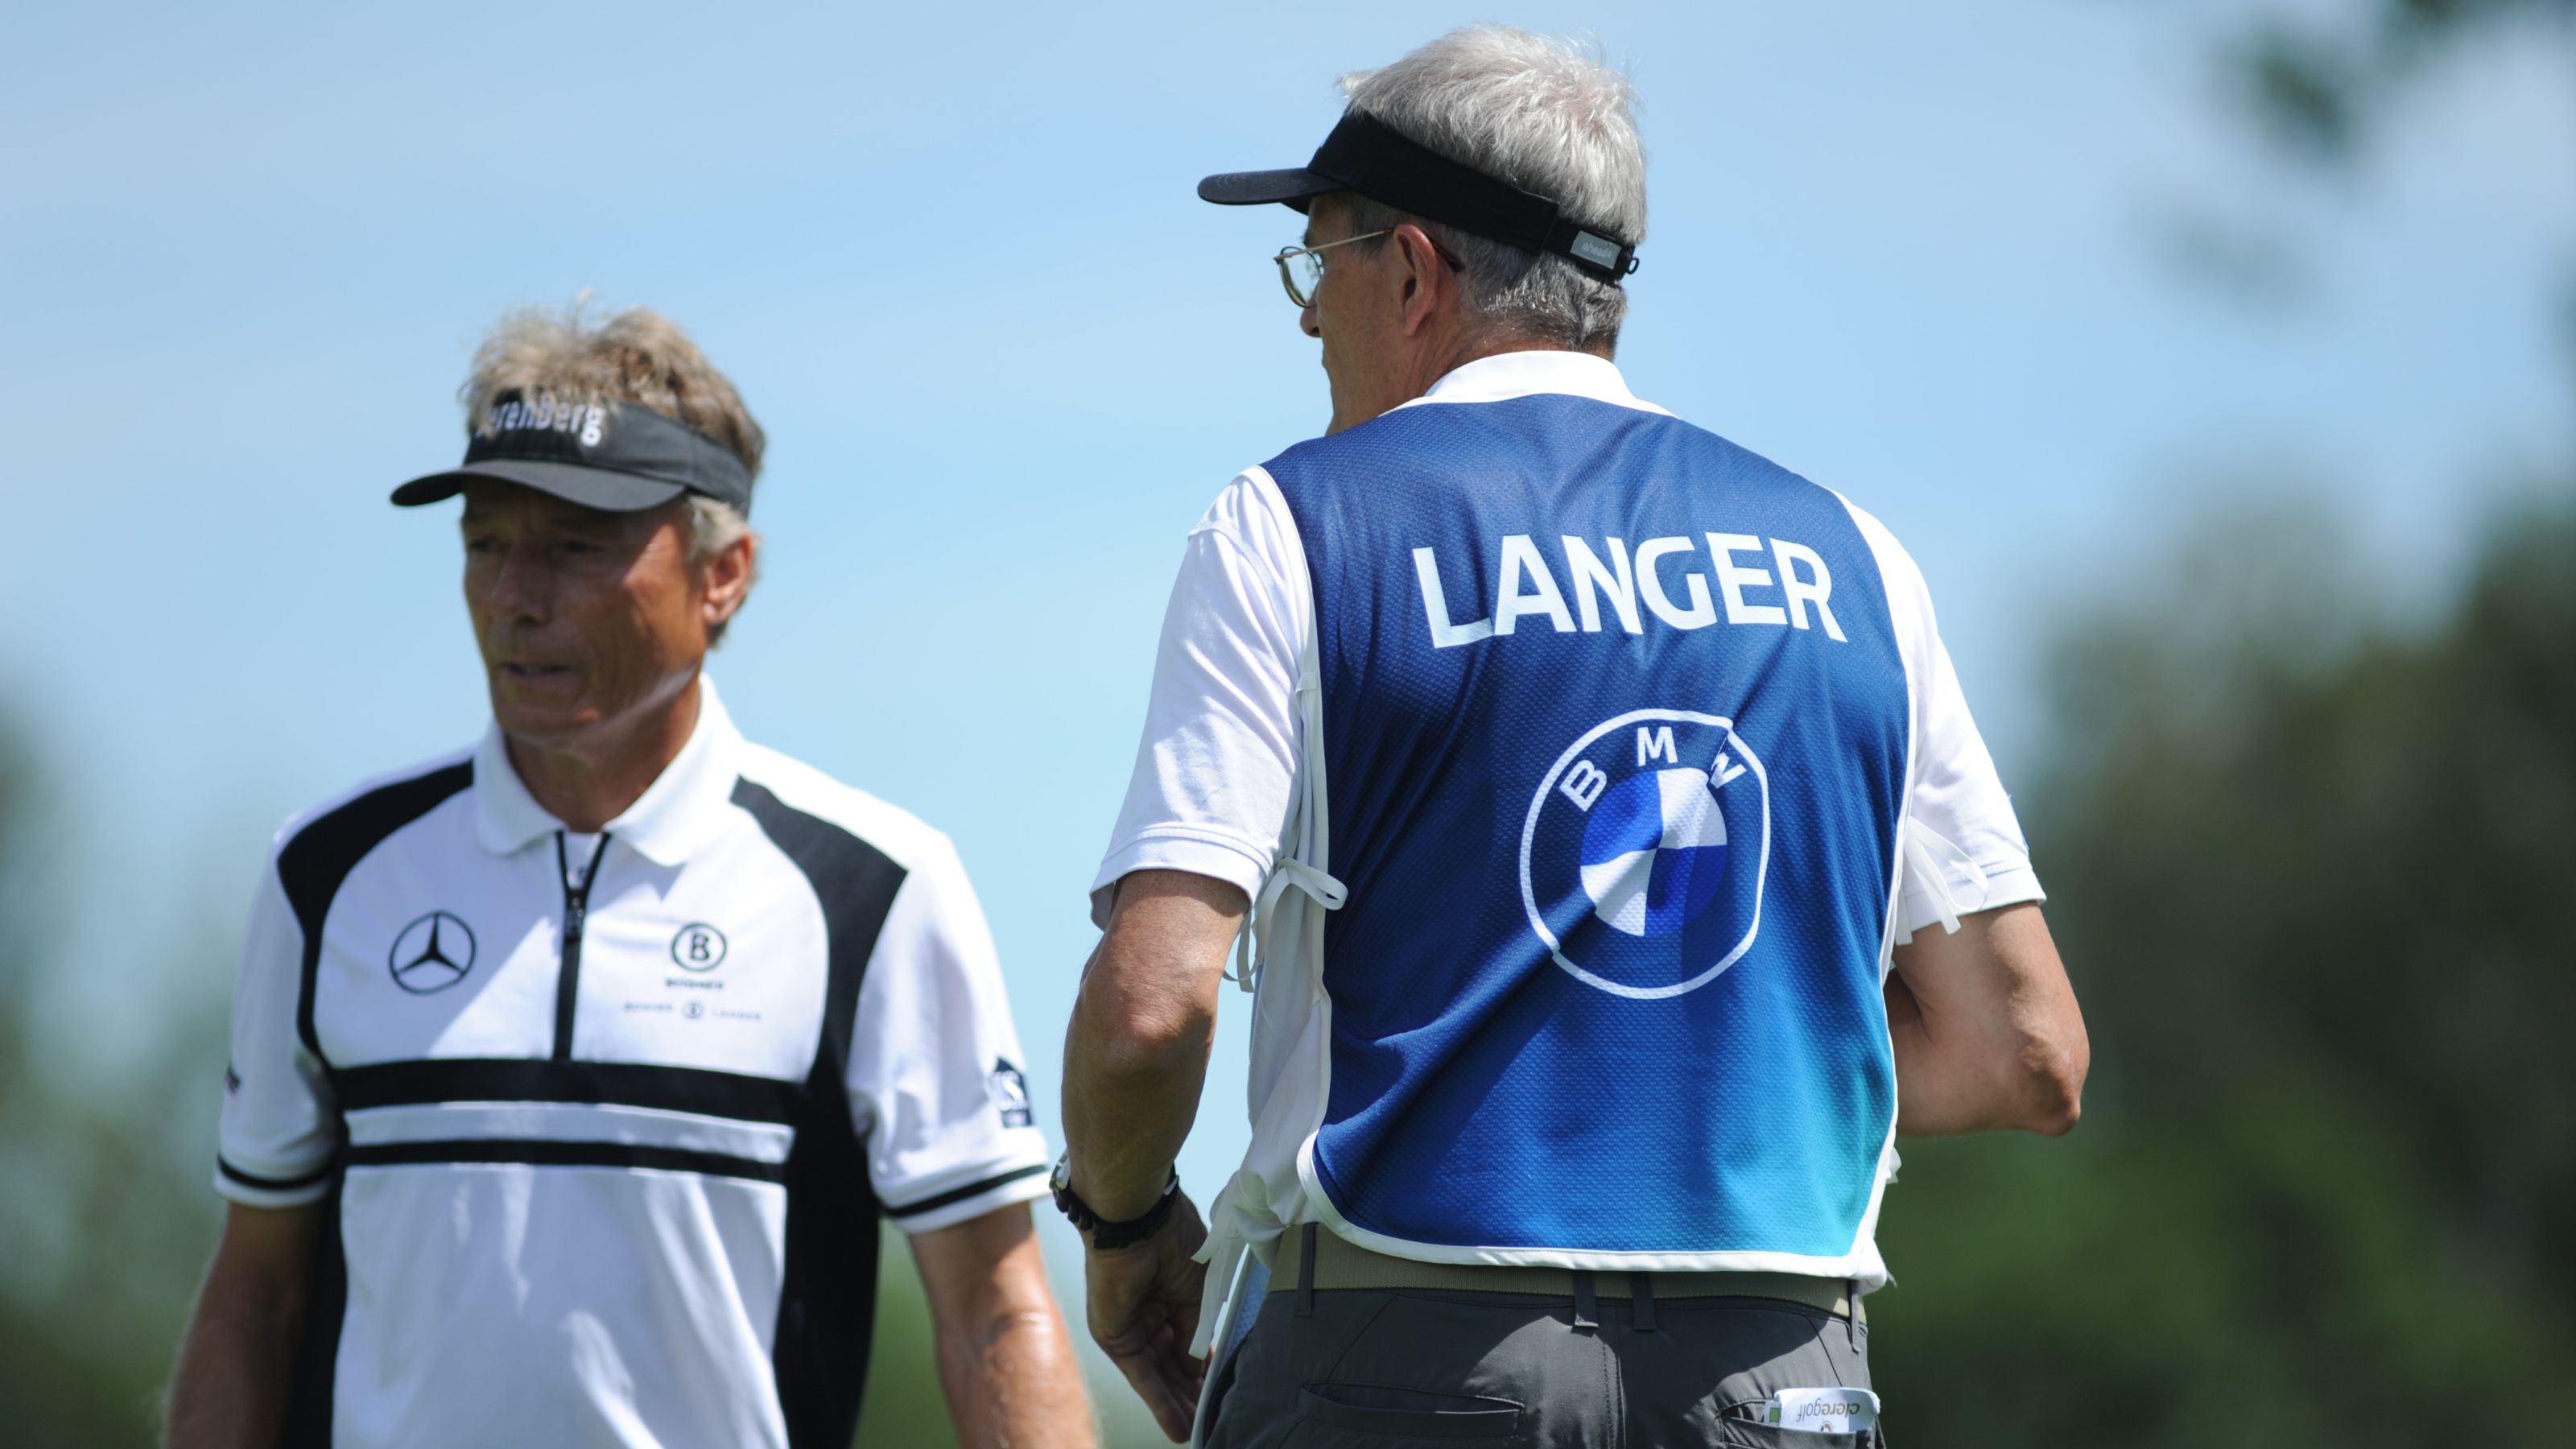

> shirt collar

[
  {"left": 473, "top": 675, "right": 745, "bottom": 866},
  {"left": 1397, "top": 349, "right": 1672, "bottom": 415}
]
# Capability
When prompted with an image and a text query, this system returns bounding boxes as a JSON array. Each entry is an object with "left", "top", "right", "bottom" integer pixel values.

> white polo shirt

[{"left": 216, "top": 678, "right": 1050, "bottom": 1449}]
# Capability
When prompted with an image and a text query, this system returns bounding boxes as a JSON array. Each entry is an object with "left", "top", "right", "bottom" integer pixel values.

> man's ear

[
  {"left": 1391, "top": 223, "right": 1452, "bottom": 337},
  {"left": 700, "top": 530, "right": 758, "bottom": 629}
]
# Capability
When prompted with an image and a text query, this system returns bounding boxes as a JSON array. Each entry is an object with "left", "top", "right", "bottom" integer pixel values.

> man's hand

[{"left": 1083, "top": 1194, "right": 1210, "bottom": 1443}]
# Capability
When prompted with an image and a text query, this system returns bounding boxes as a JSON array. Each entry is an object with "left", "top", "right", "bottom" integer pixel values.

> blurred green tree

[
  {"left": 1870, "top": 9, "right": 2576, "bottom": 1440},
  {"left": 0, "top": 720, "right": 228, "bottom": 1445},
  {"left": 1873, "top": 496, "right": 2576, "bottom": 1446},
  {"left": 2231, "top": 0, "right": 2575, "bottom": 165},
  {"left": 2228, "top": 0, "right": 2576, "bottom": 365}
]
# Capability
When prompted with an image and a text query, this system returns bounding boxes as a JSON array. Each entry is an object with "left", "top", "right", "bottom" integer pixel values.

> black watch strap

[{"left": 1051, "top": 1155, "right": 1179, "bottom": 1250}]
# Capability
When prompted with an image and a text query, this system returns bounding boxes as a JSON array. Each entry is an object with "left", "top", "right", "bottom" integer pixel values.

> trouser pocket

[
  {"left": 1296, "top": 1383, "right": 1525, "bottom": 1441},
  {"left": 1708, "top": 1418, "right": 1868, "bottom": 1449}
]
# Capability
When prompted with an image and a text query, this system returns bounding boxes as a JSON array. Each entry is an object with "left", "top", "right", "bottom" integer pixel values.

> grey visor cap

[
  {"left": 390, "top": 393, "right": 751, "bottom": 514},
  {"left": 1196, "top": 167, "right": 1332, "bottom": 210},
  {"left": 390, "top": 461, "right": 687, "bottom": 512},
  {"left": 1199, "top": 111, "right": 1640, "bottom": 282}
]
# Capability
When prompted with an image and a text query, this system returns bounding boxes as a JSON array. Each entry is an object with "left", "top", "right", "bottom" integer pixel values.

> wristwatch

[{"left": 1050, "top": 1152, "right": 1180, "bottom": 1250}]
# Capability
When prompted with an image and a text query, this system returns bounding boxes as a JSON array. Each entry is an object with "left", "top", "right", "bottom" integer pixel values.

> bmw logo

[{"left": 1518, "top": 710, "right": 1769, "bottom": 999}]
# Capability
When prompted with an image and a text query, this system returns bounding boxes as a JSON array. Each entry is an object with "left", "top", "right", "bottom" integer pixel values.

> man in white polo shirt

[{"left": 165, "top": 305, "right": 1093, "bottom": 1448}]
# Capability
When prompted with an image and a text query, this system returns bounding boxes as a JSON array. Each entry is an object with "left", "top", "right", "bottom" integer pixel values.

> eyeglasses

[
  {"left": 1272, "top": 229, "right": 1464, "bottom": 308},
  {"left": 1274, "top": 230, "right": 1389, "bottom": 307}
]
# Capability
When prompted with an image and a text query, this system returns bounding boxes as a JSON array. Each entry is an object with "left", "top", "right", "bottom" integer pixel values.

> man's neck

[
  {"left": 505, "top": 677, "right": 702, "bottom": 834},
  {"left": 1414, "top": 332, "right": 1603, "bottom": 401}
]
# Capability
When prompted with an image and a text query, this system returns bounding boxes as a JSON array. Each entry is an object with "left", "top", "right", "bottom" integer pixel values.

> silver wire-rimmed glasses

[
  {"left": 1274, "top": 229, "right": 1396, "bottom": 308},
  {"left": 1273, "top": 229, "right": 1468, "bottom": 307}
]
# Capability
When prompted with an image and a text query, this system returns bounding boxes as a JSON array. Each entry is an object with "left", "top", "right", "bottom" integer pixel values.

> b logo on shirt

[
  {"left": 1519, "top": 710, "right": 1769, "bottom": 999},
  {"left": 671, "top": 923, "right": 729, "bottom": 972}
]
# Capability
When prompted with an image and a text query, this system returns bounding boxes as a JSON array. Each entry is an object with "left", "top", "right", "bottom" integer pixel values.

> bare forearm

[
  {"left": 167, "top": 1203, "right": 320, "bottom": 1449},
  {"left": 937, "top": 1307, "right": 1097, "bottom": 1449},
  {"left": 1889, "top": 980, "right": 2084, "bottom": 1134},
  {"left": 915, "top": 1207, "right": 1095, "bottom": 1448},
  {"left": 1063, "top": 997, "right": 1210, "bottom": 1220},
  {"left": 1063, "top": 872, "right": 1241, "bottom": 1220},
  {"left": 1889, "top": 987, "right": 2021, "bottom": 1133},
  {"left": 1887, "top": 905, "right": 2087, "bottom": 1137},
  {"left": 165, "top": 1280, "right": 303, "bottom": 1448}
]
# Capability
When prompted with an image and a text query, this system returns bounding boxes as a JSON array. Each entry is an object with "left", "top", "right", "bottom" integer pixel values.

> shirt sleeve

[
  {"left": 1901, "top": 624, "right": 2046, "bottom": 931},
  {"left": 1088, "top": 472, "right": 1307, "bottom": 928},
  {"left": 215, "top": 848, "right": 339, "bottom": 1207},
  {"left": 850, "top": 832, "right": 1053, "bottom": 1232},
  {"left": 1841, "top": 498, "right": 2046, "bottom": 935}
]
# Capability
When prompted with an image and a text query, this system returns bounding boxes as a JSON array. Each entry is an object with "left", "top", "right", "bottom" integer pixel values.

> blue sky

[{"left": 3, "top": 0, "right": 2568, "bottom": 1399}]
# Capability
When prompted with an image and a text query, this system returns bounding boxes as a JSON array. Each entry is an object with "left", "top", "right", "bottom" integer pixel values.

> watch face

[{"left": 1049, "top": 1153, "right": 1075, "bottom": 1195}]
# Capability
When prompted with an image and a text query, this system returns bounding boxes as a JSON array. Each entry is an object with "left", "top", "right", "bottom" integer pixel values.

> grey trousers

[{"left": 1203, "top": 1282, "right": 1880, "bottom": 1448}]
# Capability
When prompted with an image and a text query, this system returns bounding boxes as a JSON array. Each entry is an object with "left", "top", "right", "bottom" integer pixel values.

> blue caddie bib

[{"left": 1264, "top": 390, "right": 1910, "bottom": 1259}]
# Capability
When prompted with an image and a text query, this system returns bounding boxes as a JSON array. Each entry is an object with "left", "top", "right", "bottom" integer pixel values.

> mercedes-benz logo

[{"left": 389, "top": 910, "right": 477, "bottom": 994}]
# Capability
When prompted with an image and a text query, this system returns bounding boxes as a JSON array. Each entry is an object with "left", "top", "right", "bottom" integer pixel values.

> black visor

[
  {"left": 1199, "top": 109, "right": 1638, "bottom": 282},
  {"left": 391, "top": 391, "right": 753, "bottom": 513}
]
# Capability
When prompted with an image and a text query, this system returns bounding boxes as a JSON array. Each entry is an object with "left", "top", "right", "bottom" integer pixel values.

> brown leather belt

[{"left": 1267, "top": 1224, "right": 1863, "bottom": 1321}]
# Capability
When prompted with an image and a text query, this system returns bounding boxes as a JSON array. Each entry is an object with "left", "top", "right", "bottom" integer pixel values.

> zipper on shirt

[{"left": 552, "top": 832, "right": 609, "bottom": 1060}]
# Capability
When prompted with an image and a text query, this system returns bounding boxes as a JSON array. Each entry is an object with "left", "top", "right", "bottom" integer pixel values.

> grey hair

[
  {"left": 686, "top": 496, "right": 757, "bottom": 649},
  {"left": 1339, "top": 27, "right": 1646, "bottom": 354},
  {"left": 686, "top": 495, "right": 752, "bottom": 564},
  {"left": 463, "top": 300, "right": 766, "bottom": 482},
  {"left": 461, "top": 299, "right": 766, "bottom": 647}
]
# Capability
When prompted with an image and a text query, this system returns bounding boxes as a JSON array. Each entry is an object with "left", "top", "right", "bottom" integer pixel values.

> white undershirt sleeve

[
  {"left": 1840, "top": 497, "right": 2046, "bottom": 935},
  {"left": 215, "top": 848, "right": 339, "bottom": 1208},
  {"left": 1901, "top": 625, "right": 2047, "bottom": 930},
  {"left": 850, "top": 833, "right": 1053, "bottom": 1233},
  {"left": 1088, "top": 473, "right": 1307, "bottom": 928}
]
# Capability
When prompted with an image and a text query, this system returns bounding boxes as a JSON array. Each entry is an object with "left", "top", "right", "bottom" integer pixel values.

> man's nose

[
  {"left": 1301, "top": 299, "right": 1321, "bottom": 340},
  {"left": 485, "top": 543, "right": 553, "bottom": 621}
]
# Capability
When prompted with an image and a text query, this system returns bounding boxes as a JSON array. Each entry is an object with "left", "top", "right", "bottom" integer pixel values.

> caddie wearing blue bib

[{"left": 1059, "top": 27, "right": 2091, "bottom": 1447}]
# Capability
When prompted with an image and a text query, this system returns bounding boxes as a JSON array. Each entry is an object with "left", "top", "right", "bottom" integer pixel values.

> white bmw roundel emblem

[{"left": 1520, "top": 710, "right": 1769, "bottom": 999}]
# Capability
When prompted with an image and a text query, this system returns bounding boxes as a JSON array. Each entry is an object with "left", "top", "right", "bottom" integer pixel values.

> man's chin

[{"left": 486, "top": 689, "right": 601, "bottom": 745}]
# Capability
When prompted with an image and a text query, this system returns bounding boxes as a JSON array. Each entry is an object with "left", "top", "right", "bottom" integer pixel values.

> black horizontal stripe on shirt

[
  {"left": 218, "top": 1156, "right": 335, "bottom": 1192},
  {"left": 335, "top": 1058, "right": 802, "bottom": 1125},
  {"left": 344, "top": 1137, "right": 787, "bottom": 1183},
  {"left": 882, "top": 1163, "right": 1048, "bottom": 1220}
]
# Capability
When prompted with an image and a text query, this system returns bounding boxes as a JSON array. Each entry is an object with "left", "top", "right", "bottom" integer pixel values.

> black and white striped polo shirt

[{"left": 216, "top": 679, "right": 1050, "bottom": 1449}]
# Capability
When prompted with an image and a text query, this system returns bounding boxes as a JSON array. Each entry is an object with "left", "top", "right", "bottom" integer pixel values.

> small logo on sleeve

[{"left": 988, "top": 1059, "right": 1034, "bottom": 1129}]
